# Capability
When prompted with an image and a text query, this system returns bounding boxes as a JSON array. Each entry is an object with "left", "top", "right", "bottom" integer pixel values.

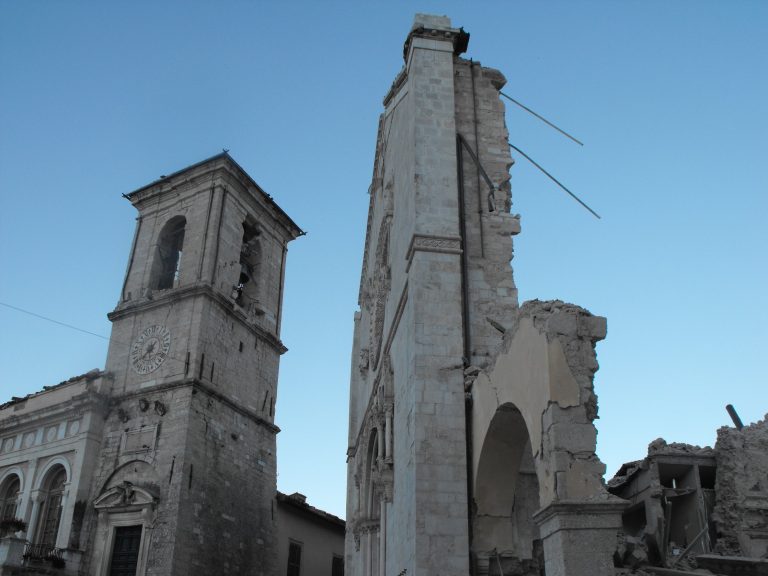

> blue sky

[{"left": 1, "top": 1, "right": 766, "bottom": 519}]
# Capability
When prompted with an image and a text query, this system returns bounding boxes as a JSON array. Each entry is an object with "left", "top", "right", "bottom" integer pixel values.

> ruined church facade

[{"left": 346, "top": 15, "right": 624, "bottom": 576}]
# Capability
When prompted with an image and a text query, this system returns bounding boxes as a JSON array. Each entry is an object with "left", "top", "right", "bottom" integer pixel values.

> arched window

[
  {"left": 151, "top": 216, "right": 186, "bottom": 290},
  {"left": 235, "top": 221, "right": 261, "bottom": 312},
  {"left": 365, "top": 430, "right": 380, "bottom": 520},
  {"left": 36, "top": 466, "right": 66, "bottom": 550},
  {"left": 0, "top": 474, "right": 20, "bottom": 519}
]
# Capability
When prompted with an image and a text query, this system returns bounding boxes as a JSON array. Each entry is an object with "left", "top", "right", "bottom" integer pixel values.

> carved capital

[{"left": 380, "top": 468, "right": 394, "bottom": 503}]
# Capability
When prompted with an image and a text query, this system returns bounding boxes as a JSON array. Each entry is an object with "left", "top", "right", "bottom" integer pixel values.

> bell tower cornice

[
  {"left": 402, "top": 14, "right": 469, "bottom": 63},
  {"left": 124, "top": 151, "right": 304, "bottom": 241},
  {"left": 107, "top": 282, "right": 288, "bottom": 355}
]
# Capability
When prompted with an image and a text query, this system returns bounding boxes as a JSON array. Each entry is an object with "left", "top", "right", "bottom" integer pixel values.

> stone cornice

[
  {"left": 125, "top": 152, "right": 303, "bottom": 240},
  {"left": 0, "top": 389, "right": 110, "bottom": 433},
  {"left": 402, "top": 24, "right": 469, "bottom": 63},
  {"left": 406, "top": 234, "right": 462, "bottom": 272},
  {"left": 108, "top": 283, "right": 288, "bottom": 355},
  {"left": 382, "top": 68, "right": 408, "bottom": 108}
]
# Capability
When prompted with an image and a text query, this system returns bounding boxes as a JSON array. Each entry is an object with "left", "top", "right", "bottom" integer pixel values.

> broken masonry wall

[
  {"left": 471, "top": 300, "right": 623, "bottom": 576},
  {"left": 452, "top": 57, "right": 521, "bottom": 369},
  {"left": 608, "top": 440, "right": 718, "bottom": 568},
  {"left": 472, "top": 300, "right": 610, "bottom": 507},
  {"left": 714, "top": 416, "right": 768, "bottom": 558}
]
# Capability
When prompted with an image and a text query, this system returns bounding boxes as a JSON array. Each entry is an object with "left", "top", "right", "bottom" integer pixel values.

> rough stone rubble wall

[
  {"left": 453, "top": 58, "right": 520, "bottom": 368},
  {"left": 714, "top": 416, "right": 768, "bottom": 557}
]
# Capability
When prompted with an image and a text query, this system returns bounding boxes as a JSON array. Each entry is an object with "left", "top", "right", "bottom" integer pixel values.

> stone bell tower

[{"left": 81, "top": 152, "right": 302, "bottom": 576}]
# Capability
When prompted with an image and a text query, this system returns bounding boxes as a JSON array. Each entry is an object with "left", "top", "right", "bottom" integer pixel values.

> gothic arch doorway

[{"left": 473, "top": 403, "right": 542, "bottom": 575}]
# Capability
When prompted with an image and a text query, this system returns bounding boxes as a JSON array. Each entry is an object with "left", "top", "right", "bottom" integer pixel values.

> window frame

[{"left": 287, "top": 539, "right": 302, "bottom": 576}]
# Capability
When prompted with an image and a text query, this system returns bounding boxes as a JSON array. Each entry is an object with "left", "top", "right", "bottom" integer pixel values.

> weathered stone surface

[
  {"left": 713, "top": 416, "right": 768, "bottom": 558},
  {"left": 346, "top": 15, "right": 618, "bottom": 576}
]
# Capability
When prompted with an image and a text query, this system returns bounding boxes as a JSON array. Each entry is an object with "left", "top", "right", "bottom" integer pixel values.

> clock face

[{"left": 130, "top": 325, "right": 171, "bottom": 375}]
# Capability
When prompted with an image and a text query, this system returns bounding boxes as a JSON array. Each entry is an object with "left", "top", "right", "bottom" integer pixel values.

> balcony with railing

[{"left": 23, "top": 541, "right": 65, "bottom": 565}]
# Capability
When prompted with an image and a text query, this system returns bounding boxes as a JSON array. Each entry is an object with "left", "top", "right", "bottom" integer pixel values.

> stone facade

[
  {"left": 0, "top": 371, "right": 112, "bottom": 573},
  {"left": 345, "top": 15, "right": 620, "bottom": 576}
]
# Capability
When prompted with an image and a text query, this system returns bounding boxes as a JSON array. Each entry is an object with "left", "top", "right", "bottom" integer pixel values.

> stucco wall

[{"left": 277, "top": 496, "right": 344, "bottom": 576}]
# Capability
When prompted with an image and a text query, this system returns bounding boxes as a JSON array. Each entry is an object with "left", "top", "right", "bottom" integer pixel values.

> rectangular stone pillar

[
  {"left": 0, "top": 537, "right": 25, "bottom": 570},
  {"left": 533, "top": 500, "right": 626, "bottom": 576}
]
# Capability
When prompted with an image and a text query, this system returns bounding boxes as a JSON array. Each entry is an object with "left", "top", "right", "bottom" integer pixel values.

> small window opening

[
  {"left": 151, "top": 216, "right": 186, "bottom": 290},
  {"left": 287, "top": 541, "right": 302, "bottom": 576},
  {"left": 699, "top": 465, "right": 716, "bottom": 489},
  {"left": 332, "top": 555, "right": 344, "bottom": 576},
  {"left": 235, "top": 221, "right": 261, "bottom": 311}
]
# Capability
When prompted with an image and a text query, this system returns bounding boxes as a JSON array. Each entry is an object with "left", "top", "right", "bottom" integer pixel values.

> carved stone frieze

[
  {"left": 369, "top": 216, "right": 392, "bottom": 370},
  {"left": 359, "top": 348, "right": 370, "bottom": 374},
  {"left": 406, "top": 234, "right": 462, "bottom": 271}
]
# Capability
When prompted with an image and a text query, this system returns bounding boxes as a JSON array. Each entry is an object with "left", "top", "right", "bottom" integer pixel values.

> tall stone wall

[
  {"left": 172, "top": 388, "right": 277, "bottom": 576},
  {"left": 346, "top": 14, "right": 521, "bottom": 576},
  {"left": 346, "top": 14, "right": 621, "bottom": 576}
]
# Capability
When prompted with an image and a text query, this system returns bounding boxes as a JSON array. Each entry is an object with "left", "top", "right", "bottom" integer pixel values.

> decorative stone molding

[
  {"left": 91, "top": 483, "right": 158, "bottom": 576},
  {"left": 358, "top": 348, "right": 370, "bottom": 374},
  {"left": 402, "top": 21, "right": 469, "bottom": 63},
  {"left": 369, "top": 217, "right": 392, "bottom": 371},
  {"left": 405, "top": 234, "right": 462, "bottom": 271}
]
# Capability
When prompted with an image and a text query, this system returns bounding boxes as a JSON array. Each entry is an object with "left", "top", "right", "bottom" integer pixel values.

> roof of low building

[{"left": 276, "top": 491, "right": 345, "bottom": 529}]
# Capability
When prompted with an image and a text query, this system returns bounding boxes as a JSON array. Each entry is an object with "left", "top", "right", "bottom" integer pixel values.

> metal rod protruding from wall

[
  {"left": 726, "top": 404, "right": 744, "bottom": 430},
  {"left": 457, "top": 133, "right": 497, "bottom": 212},
  {"left": 500, "top": 91, "right": 584, "bottom": 146},
  {"left": 508, "top": 142, "right": 601, "bottom": 219}
]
